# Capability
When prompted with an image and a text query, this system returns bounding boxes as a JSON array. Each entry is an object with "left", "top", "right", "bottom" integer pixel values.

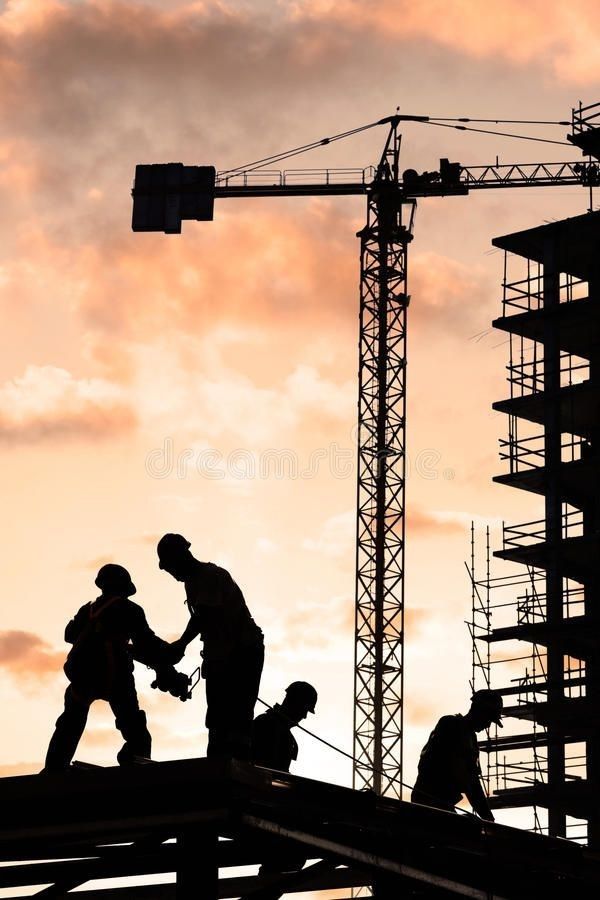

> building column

[
  {"left": 542, "top": 237, "right": 566, "bottom": 838},
  {"left": 177, "top": 826, "right": 218, "bottom": 900}
]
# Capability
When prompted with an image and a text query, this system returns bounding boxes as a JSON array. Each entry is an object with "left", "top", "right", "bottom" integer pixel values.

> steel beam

[
  {"left": 5, "top": 866, "right": 369, "bottom": 900},
  {"left": 240, "top": 814, "right": 503, "bottom": 900}
]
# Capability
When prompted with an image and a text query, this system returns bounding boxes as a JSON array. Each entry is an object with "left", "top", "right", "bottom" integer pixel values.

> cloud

[
  {"left": 131, "top": 334, "right": 355, "bottom": 454},
  {"left": 256, "top": 536, "right": 278, "bottom": 554},
  {"left": 273, "top": 592, "right": 354, "bottom": 653},
  {"left": 292, "top": 0, "right": 600, "bottom": 83},
  {"left": 274, "top": 598, "right": 416, "bottom": 657},
  {"left": 302, "top": 510, "right": 354, "bottom": 558},
  {"left": 409, "top": 252, "right": 495, "bottom": 334},
  {"left": 407, "top": 508, "right": 470, "bottom": 537},
  {"left": 404, "top": 607, "right": 430, "bottom": 640},
  {"left": 0, "top": 365, "right": 136, "bottom": 442},
  {"left": 186, "top": 363, "right": 352, "bottom": 445},
  {"left": 79, "top": 555, "right": 113, "bottom": 571},
  {"left": 0, "top": 2, "right": 362, "bottom": 234},
  {"left": 0, "top": 630, "right": 63, "bottom": 680},
  {"left": 65, "top": 202, "right": 359, "bottom": 351},
  {"left": 405, "top": 696, "right": 441, "bottom": 728},
  {"left": 302, "top": 507, "right": 468, "bottom": 561}
]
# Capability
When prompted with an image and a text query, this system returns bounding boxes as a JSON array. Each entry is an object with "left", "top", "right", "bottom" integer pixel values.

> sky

[{"left": 0, "top": 0, "right": 599, "bottom": 851}]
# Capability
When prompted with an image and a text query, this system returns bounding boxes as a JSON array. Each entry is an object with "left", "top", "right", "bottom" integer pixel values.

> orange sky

[{"left": 0, "top": 0, "right": 599, "bottom": 832}]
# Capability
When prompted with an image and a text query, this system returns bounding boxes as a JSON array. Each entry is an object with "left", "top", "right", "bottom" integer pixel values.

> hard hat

[
  {"left": 95, "top": 564, "right": 136, "bottom": 597},
  {"left": 285, "top": 681, "right": 318, "bottom": 713},
  {"left": 471, "top": 689, "right": 503, "bottom": 726},
  {"left": 157, "top": 533, "right": 191, "bottom": 568}
]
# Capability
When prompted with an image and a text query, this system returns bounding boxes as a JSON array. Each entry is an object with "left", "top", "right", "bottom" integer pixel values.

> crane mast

[
  {"left": 353, "top": 119, "right": 411, "bottom": 796},
  {"left": 132, "top": 118, "right": 598, "bottom": 801}
]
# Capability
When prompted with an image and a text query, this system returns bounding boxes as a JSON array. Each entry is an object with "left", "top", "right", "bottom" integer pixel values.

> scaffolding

[
  {"left": 470, "top": 210, "right": 600, "bottom": 848},
  {"left": 469, "top": 527, "right": 587, "bottom": 840}
]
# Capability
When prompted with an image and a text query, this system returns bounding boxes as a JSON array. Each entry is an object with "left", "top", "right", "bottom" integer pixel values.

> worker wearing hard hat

[
  {"left": 44, "top": 564, "right": 184, "bottom": 771},
  {"left": 252, "top": 682, "right": 318, "bottom": 883},
  {"left": 411, "top": 689, "right": 503, "bottom": 821},
  {"left": 252, "top": 681, "right": 318, "bottom": 772},
  {"left": 157, "top": 533, "right": 264, "bottom": 760}
]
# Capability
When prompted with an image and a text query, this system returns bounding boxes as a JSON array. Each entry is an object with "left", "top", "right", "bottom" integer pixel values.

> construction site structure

[
  {"left": 2, "top": 758, "right": 600, "bottom": 899},
  {"left": 470, "top": 206, "right": 600, "bottom": 848},
  {"left": 132, "top": 102, "right": 600, "bottom": 801}
]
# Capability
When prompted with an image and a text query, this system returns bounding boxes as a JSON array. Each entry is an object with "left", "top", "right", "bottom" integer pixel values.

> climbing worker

[
  {"left": 157, "top": 533, "right": 264, "bottom": 760},
  {"left": 44, "top": 563, "right": 185, "bottom": 771},
  {"left": 252, "top": 681, "right": 318, "bottom": 772},
  {"left": 411, "top": 689, "right": 503, "bottom": 821}
]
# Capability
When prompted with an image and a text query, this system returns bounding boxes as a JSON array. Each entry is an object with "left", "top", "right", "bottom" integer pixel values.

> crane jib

[{"left": 131, "top": 160, "right": 597, "bottom": 234}]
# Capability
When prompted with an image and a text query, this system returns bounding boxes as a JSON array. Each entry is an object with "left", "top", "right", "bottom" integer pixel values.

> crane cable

[
  {"left": 423, "top": 120, "right": 571, "bottom": 146},
  {"left": 218, "top": 113, "right": 575, "bottom": 181},
  {"left": 428, "top": 117, "right": 571, "bottom": 126},
  {"left": 217, "top": 118, "right": 386, "bottom": 178}
]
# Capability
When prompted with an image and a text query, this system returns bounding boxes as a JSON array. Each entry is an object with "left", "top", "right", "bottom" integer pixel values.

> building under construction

[
  {"left": 2, "top": 104, "right": 600, "bottom": 897},
  {"left": 471, "top": 207, "right": 600, "bottom": 847}
]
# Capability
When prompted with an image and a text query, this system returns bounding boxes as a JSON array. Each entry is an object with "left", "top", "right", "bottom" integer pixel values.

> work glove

[{"left": 151, "top": 665, "right": 191, "bottom": 701}]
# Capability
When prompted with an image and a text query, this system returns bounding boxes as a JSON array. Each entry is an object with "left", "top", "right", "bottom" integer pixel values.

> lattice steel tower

[{"left": 353, "top": 121, "right": 414, "bottom": 797}]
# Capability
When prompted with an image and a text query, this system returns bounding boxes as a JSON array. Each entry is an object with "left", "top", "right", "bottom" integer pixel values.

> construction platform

[{"left": 1, "top": 758, "right": 600, "bottom": 899}]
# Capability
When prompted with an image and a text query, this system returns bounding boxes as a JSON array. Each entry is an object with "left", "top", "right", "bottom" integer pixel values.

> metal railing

[
  {"left": 516, "top": 583, "right": 585, "bottom": 624},
  {"left": 499, "top": 429, "right": 585, "bottom": 473},
  {"left": 502, "top": 508, "right": 584, "bottom": 550},
  {"left": 503, "top": 270, "right": 543, "bottom": 313},
  {"left": 572, "top": 100, "right": 600, "bottom": 135},
  {"left": 216, "top": 166, "right": 376, "bottom": 188},
  {"left": 502, "top": 271, "right": 588, "bottom": 314},
  {"left": 506, "top": 352, "right": 588, "bottom": 399},
  {"left": 493, "top": 754, "right": 586, "bottom": 792}
]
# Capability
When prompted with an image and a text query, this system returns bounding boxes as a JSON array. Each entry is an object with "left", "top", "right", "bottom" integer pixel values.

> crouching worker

[
  {"left": 252, "top": 682, "right": 318, "bottom": 885},
  {"left": 411, "top": 689, "right": 503, "bottom": 821},
  {"left": 44, "top": 564, "right": 184, "bottom": 771},
  {"left": 252, "top": 681, "right": 318, "bottom": 772}
]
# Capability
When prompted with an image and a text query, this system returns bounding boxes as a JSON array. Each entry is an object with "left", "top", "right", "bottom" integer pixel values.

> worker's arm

[
  {"left": 129, "top": 606, "right": 174, "bottom": 667},
  {"left": 64, "top": 606, "right": 89, "bottom": 644},
  {"left": 464, "top": 774, "right": 494, "bottom": 821},
  {"left": 170, "top": 616, "right": 203, "bottom": 660},
  {"left": 170, "top": 568, "right": 224, "bottom": 659}
]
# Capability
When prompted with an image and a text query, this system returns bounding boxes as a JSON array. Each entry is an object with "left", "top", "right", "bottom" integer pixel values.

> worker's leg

[
  {"left": 204, "top": 661, "right": 229, "bottom": 758},
  {"left": 109, "top": 679, "right": 152, "bottom": 765},
  {"left": 204, "top": 639, "right": 264, "bottom": 759},
  {"left": 44, "top": 686, "right": 91, "bottom": 771},
  {"left": 231, "top": 640, "right": 264, "bottom": 759}
]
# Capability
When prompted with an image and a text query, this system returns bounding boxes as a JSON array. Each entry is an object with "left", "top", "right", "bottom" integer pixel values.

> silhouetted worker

[
  {"left": 253, "top": 683, "right": 318, "bottom": 885},
  {"left": 158, "top": 533, "right": 264, "bottom": 759},
  {"left": 44, "top": 564, "right": 182, "bottom": 771},
  {"left": 252, "top": 682, "right": 318, "bottom": 771},
  {"left": 411, "top": 689, "right": 503, "bottom": 820}
]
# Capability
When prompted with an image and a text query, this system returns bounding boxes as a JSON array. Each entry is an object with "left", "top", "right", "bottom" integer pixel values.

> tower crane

[{"left": 131, "top": 101, "right": 600, "bottom": 801}]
